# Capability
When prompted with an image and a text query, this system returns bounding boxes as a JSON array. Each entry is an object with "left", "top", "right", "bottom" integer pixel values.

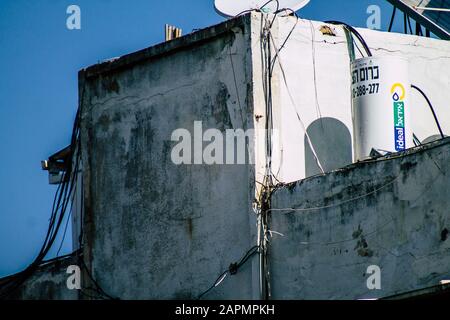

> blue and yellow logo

[{"left": 391, "top": 83, "right": 406, "bottom": 151}]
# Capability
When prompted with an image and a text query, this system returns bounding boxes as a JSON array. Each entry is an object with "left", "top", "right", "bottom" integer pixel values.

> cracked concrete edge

[{"left": 78, "top": 13, "right": 253, "bottom": 81}]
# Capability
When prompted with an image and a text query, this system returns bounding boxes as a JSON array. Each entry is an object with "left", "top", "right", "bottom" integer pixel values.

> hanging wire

[
  {"left": 0, "top": 85, "right": 115, "bottom": 300},
  {"left": 269, "top": 31, "right": 325, "bottom": 174},
  {"left": 0, "top": 109, "right": 81, "bottom": 299},
  {"left": 388, "top": 6, "right": 397, "bottom": 32},
  {"left": 411, "top": 85, "right": 445, "bottom": 139},
  {"left": 308, "top": 20, "right": 323, "bottom": 120},
  {"left": 269, "top": 176, "right": 399, "bottom": 213},
  {"left": 325, "top": 21, "right": 373, "bottom": 57},
  {"left": 197, "top": 246, "right": 259, "bottom": 299}
]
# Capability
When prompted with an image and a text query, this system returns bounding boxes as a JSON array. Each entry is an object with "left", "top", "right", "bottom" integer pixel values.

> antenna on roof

[{"left": 214, "top": 0, "right": 311, "bottom": 18}]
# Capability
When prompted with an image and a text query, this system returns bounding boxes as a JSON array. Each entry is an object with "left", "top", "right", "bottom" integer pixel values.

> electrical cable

[
  {"left": 228, "top": 40, "right": 245, "bottom": 127},
  {"left": 269, "top": 31, "right": 325, "bottom": 174},
  {"left": 269, "top": 8, "right": 299, "bottom": 74},
  {"left": 0, "top": 93, "right": 83, "bottom": 299},
  {"left": 272, "top": 151, "right": 448, "bottom": 249},
  {"left": 308, "top": 20, "right": 323, "bottom": 120},
  {"left": 1, "top": 155, "right": 79, "bottom": 298},
  {"left": 388, "top": 6, "right": 397, "bottom": 32},
  {"left": 80, "top": 289, "right": 107, "bottom": 301},
  {"left": 197, "top": 246, "right": 259, "bottom": 300},
  {"left": 407, "top": 15, "right": 414, "bottom": 35},
  {"left": 269, "top": 176, "right": 399, "bottom": 213},
  {"left": 56, "top": 207, "right": 73, "bottom": 257},
  {"left": 197, "top": 271, "right": 228, "bottom": 300},
  {"left": 267, "top": 0, "right": 280, "bottom": 28},
  {"left": 325, "top": 20, "right": 373, "bottom": 57},
  {"left": 413, "top": 133, "right": 423, "bottom": 147},
  {"left": 234, "top": 0, "right": 279, "bottom": 19},
  {"left": 404, "top": 13, "right": 408, "bottom": 34},
  {"left": 79, "top": 259, "right": 118, "bottom": 300},
  {"left": 353, "top": 38, "right": 365, "bottom": 58},
  {"left": 417, "top": 24, "right": 423, "bottom": 36},
  {"left": 411, "top": 85, "right": 445, "bottom": 139},
  {"left": 261, "top": 14, "right": 276, "bottom": 186}
]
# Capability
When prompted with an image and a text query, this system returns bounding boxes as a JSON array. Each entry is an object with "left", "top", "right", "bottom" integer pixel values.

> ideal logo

[{"left": 391, "top": 83, "right": 406, "bottom": 151}]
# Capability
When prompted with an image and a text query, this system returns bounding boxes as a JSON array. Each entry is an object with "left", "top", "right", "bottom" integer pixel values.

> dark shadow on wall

[{"left": 305, "top": 117, "right": 352, "bottom": 177}]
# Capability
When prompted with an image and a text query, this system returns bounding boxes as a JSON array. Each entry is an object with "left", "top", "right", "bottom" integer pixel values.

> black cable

[
  {"left": 402, "top": 14, "right": 413, "bottom": 35},
  {"left": 0, "top": 181, "right": 75, "bottom": 298},
  {"left": 197, "top": 246, "right": 259, "bottom": 300},
  {"left": 388, "top": 6, "right": 397, "bottom": 32},
  {"left": 404, "top": 13, "right": 408, "bottom": 34},
  {"left": 270, "top": 8, "right": 299, "bottom": 74},
  {"left": 0, "top": 97, "right": 82, "bottom": 300},
  {"left": 407, "top": 15, "right": 413, "bottom": 35},
  {"left": 78, "top": 181, "right": 84, "bottom": 249},
  {"left": 266, "top": 27, "right": 274, "bottom": 183},
  {"left": 0, "top": 159, "right": 78, "bottom": 298},
  {"left": 41, "top": 249, "right": 80, "bottom": 266},
  {"left": 353, "top": 38, "right": 365, "bottom": 57},
  {"left": 234, "top": 0, "right": 279, "bottom": 18},
  {"left": 413, "top": 133, "right": 422, "bottom": 147},
  {"left": 197, "top": 270, "right": 228, "bottom": 300},
  {"left": 267, "top": 0, "right": 280, "bottom": 28},
  {"left": 56, "top": 208, "right": 73, "bottom": 257},
  {"left": 80, "top": 259, "right": 118, "bottom": 300},
  {"left": 260, "top": 0, "right": 279, "bottom": 11},
  {"left": 275, "top": 9, "right": 298, "bottom": 51},
  {"left": 259, "top": 14, "right": 276, "bottom": 187},
  {"left": 416, "top": 23, "right": 423, "bottom": 36},
  {"left": 324, "top": 21, "right": 372, "bottom": 57},
  {"left": 80, "top": 289, "right": 106, "bottom": 301},
  {"left": 235, "top": 9, "right": 256, "bottom": 17},
  {"left": 236, "top": 246, "right": 259, "bottom": 269},
  {"left": 411, "top": 85, "right": 445, "bottom": 139}
]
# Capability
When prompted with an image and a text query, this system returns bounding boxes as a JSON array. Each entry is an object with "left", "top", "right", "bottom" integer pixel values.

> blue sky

[{"left": 0, "top": 0, "right": 408, "bottom": 278}]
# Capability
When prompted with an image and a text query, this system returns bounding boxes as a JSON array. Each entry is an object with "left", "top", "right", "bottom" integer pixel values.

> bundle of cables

[
  {"left": 325, "top": 20, "right": 373, "bottom": 57},
  {"left": 0, "top": 108, "right": 81, "bottom": 299}
]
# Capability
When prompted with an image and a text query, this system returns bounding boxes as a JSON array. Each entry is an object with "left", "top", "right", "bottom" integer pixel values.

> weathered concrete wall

[
  {"left": 8, "top": 13, "right": 449, "bottom": 300},
  {"left": 79, "top": 15, "right": 259, "bottom": 299},
  {"left": 76, "top": 13, "right": 450, "bottom": 300},
  {"left": 269, "top": 138, "right": 450, "bottom": 300},
  {"left": 2, "top": 256, "right": 78, "bottom": 300}
]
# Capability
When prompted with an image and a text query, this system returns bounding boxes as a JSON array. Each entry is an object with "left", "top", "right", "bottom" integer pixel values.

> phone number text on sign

[{"left": 352, "top": 65, "right": 381, "bottom": 98}]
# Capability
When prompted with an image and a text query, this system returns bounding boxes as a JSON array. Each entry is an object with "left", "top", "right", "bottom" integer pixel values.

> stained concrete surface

[{"left": 270, "top": 138, "right": 450, "bottom": 299}]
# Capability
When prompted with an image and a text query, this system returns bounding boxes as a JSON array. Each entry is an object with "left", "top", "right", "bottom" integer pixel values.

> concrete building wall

[
  {"left": 2, "top": 256, "right": 78, "bottom": 300},
  {"left": 269, "top": 138, "right": 450, "bottom": 300},
  {"left": 5, "top": 13, "right": 449, "bottom": 300},
  {"left": 78, "top": 15, "right": 259, "bottom": 300},
  {"left": 53, "top": 13, "right": 450, "bottom": 300}
]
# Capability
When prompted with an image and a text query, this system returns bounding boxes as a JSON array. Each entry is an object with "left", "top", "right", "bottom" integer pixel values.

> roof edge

[
  {"left": 275, "top": 136, "right": 450, "bottom": 195},
  {"left": 79, "top": 13, "right": 252, "bottom": 80}
]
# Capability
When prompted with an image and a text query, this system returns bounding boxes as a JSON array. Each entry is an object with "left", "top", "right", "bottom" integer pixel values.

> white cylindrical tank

[{"left": 351, "top": 56, "right": 412, "bottom": 161}]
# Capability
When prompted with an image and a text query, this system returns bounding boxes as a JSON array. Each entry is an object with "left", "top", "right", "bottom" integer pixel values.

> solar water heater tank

[{"left": 351, "top": 56, "right": 413, "bottom": 161}]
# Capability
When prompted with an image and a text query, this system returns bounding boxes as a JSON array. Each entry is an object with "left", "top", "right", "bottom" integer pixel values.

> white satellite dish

[{"left": 215, "top": 0, "right": 310, "bottom": 18}]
